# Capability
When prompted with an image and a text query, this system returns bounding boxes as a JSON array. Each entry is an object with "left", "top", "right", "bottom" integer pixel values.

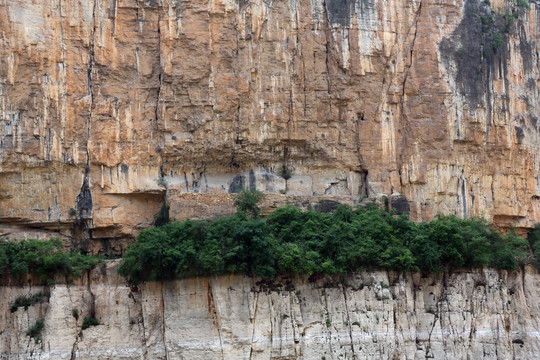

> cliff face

[
  {"left": 2, "top": 0, "right": 540, "bottom": 246},
  {"left": 1, "top": 262, "right": 540, "bottom": 359}
]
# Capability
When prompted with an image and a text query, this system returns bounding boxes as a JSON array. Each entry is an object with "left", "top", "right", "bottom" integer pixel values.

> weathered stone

[
  {"left": 2, "top": 0, "right": 540, "bottom": 243},
  {"left": 1, "top": 261, "right": 539, "bottom": 359}
]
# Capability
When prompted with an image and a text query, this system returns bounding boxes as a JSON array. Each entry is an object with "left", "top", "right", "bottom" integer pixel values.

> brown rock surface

[{"left": 2, "top": 0, "right": 540, "bottom": 246}]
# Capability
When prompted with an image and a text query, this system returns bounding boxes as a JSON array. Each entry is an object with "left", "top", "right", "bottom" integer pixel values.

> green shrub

[
  {"left": 72, "top": 308, "right": 79, "bottom": 320},
  {"left": 11, "top": 291, "right": 50, "bottom": 312},
  {"left": 154, "top": 203, "right": 170, "bottom": 227},
  {"left": 492, "top": 32, "right": 505, "bottom": 51},
  {"left": 280, "top": 165, "right": 292, "bottom": 180},
  {"left": 528, "top": 223, "right": 540, "bottom": 268},
  {"left": 118, "top": 201, "right": 534, "bottom": 284},
  {"left": 0, "top": 238, "right": 101, "bottom": 282},
  {"left": 233, "top": 189, "right": 266, "bottom": 218},
  {"left": 82, "top": 316, "right": 99, "bottom": 330},
  {"left": 516, "top": 0, "right": 530, "bottom": 10},
  {"left": 474, "top": 0, "right": 531, "bottom": 59},
  {"left": 26, "top": 319, "right": 44, "bottom": 343}
]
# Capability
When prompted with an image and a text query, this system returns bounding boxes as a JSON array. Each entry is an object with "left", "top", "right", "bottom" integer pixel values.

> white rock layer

[{"left": 1, "top": 261, "right": 539, "bottom": 359}]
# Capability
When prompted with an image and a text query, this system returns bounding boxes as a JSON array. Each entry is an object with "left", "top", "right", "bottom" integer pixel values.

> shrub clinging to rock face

[
  {"left": 233, "top": 189, "right": 266, "bottom": 218},
  {"left": 0, "top": 237, "right": 101, "bottom": 282},
  {"left": 82, "top": 316, "right": 99, "bottom": 330},
  {"left": 26, "top": 319, "right": 44, "bottom": 343},
  {"left": 119, "top": 196, "right": 534, "bottom": 284}
]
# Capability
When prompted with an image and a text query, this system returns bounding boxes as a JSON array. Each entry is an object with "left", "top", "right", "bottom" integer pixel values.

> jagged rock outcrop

[
  {"left": 1, "top": 261, "right": 540, "bottom": 359},
  {"left": 2, "top": 0, "right": 540, "bottom": 246}
]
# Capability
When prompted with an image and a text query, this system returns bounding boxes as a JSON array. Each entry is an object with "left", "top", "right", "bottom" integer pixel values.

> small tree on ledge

[{"left": 233, "top": 189, "right": 265, "bottom": 218}]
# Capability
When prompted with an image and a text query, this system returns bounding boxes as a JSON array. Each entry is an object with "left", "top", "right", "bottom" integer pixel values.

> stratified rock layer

[
  {"left": 1, "top": 262, "right": 539, "bottom": 359},
  {"left": 2, "top": 0, "right": 540, "bottom": 245}
]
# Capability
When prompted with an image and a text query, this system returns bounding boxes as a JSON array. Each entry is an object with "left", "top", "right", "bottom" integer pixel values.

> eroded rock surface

[
  {"left": 1, "top": 261, "right": 540, "bottom": 359},
  {"left": 2, "top": 0, "right": 540, "bottom": 245}
]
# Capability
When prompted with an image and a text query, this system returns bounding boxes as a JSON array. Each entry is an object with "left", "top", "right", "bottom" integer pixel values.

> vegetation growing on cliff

[
  {"left": 10, "top": 291, "right": 50, "bottom": 312},
  {"left": 26, "top": 319, "right": 44, "bottom": 343},
  {"left": 527, "top": 223, "right": 540, "bottom": 268},
  {"left": 82, "top": 316, "right": 99, "bottom": 330},
  {"left": 0, "top": 238, "right": 101, "bottom": 283},
  {"left": 119, "top": 192, "right": 531, "bottom": 284}
]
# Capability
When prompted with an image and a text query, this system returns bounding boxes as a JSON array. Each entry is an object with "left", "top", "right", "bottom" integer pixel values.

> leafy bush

[
  {"left": 516, "top": 0, "right": 530, "bottom": 10},
  {"left": 280, "top": 165, "right": 292, "bottom": 180},
  {"left": 11, "top": 291, "right": 50, "bottom": 312},
  {"left": 154, "top": 204, "right": 170, "bottom": 227},
  {"left": 527, "top": 223, "right": 540, "bottom": 268},
  {"left": 233, "top": 190, "right": 265, "bottom": 218},
  {"left": 0, "top": 238, "right": 101, "bottom": 282},
  {"left": 26, "top": 319, "right": 44, "bottom": 343},
  {"left": 119, "top": 199, "right": 534, "bottom": 284},
  {"left": 82, "top": 316, "right": 99, "bottom": 330}
]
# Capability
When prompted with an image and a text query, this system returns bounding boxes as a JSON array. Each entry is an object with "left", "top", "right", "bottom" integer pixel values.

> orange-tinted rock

[{"left": 1, "top": 0, "right": 540, "bottom": 248}]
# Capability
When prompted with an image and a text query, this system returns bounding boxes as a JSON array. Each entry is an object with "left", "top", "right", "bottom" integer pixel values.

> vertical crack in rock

[
  {"left": 74, "top": 165, "right": 93, "bottom": 251},
  {"left": 354, "top": 116, "right": 368, "bottom": 189},
  {"left": 72, "top": 0, "right": 98, "bottom": 251},
  {"left": 322, "top": 288, "right": 335, "bottom": 355},
  {"left": 207, "top": 281, "right": 225, "bottom": 359},
  {"left": 390, "top": 271, "right": 400, "bottom": 354},
  {"left": 154, "top": 3, "right": 167, "bottom": 209},
  {"left": 521, "top": 268, "right": 528, "bottom": 310},
  {"left": 288, "top": 288, "right": 299, "bottom": 358},
  {"left": 155, "top": 4, "right": 162, "bottom": 133},
  {"left": 231, "top": 13, "right": 240, "bottom": 169},
  {"left": 397, "top": 0, "right": 422, "bottom": 170},
  {"left": 295, "top": 6, "right": 307, "bottom": 120},
  {"left": 68, "top": 286, "right": 82, "bottom": 360},
  {"left": 58, "top": 0, "right": 68, "bottom": 163},
  {"left": 287, "top": 89, "right": 293, "bottom": 139},
  {"left": 248, "top": 291, "right": 260, "bottom": 360},
  {"left": 341, "top": 282, "right": 356, "bottom": 357},
  {"left": 268, "top": 292, "right": 275, "bottom": 355},
  {"left": 87, "top": 0, "right": 97, "bottom": 131},
  {"left": 468, "top": 281, "right": 478, "bottom": 354},
  {"left": 461, "top": 176, "right": 467, "bottom": 218},
  {"left": 400, "top": 0, "right": 422, "bottom": 102},
  {"left": 134, "top": 285, "right": 149, "bottom": 359},
  {"left": 160, "top": 282, "right": 169, "bottom": 359},
  {"left": 425, "top": 273, "right": 446, "bottom": 358},
  {"left": 425, "top": 303, "right": 438, "bottom": 357},
  {"left": 87, "top": 270, "right": 96, "bottom": 321},
  {"left": 70, "top": 331, "right": 80, "bottom": 360},
  {"left": 322, "top": 0, "right": 333, "bottom": 114}
]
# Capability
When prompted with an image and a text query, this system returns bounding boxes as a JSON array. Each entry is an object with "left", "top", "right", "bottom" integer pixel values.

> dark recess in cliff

[
  {"left": 72, "top": 165, "right": 93, "bottom": 252},
  {"left": 439, "top": 0, "right": 533, "bottom": 109},
  {"left": 390, "top": 194, "right": 410, "bottom": 216},
  {"left": 325, "top": 0, "right": 373, "bottom": 27},
  {"left": 229, "top": 175, "right": 246, "bottom": 193}
]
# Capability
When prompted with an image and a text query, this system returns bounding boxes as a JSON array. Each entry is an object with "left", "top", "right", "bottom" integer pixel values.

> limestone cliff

[
  {"left": 1, "top": 261, "right": 540, "bottom": 359},
  {"left": 2, "top": 0, "right": 540, "bottom": 247}
]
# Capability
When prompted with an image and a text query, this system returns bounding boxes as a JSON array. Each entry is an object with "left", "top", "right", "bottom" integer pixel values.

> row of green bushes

[
  {"left": 0, "top": 238, "right": 101, "bottom": 283},
  {"left": 118, "top": 194, "right": 533, "bottom": 284},
  {"left": 3, "top": 194, "right": 539, "bottom": 285},
  {"left": 11, "top": 291, "right": 50, "bottom": 312}
]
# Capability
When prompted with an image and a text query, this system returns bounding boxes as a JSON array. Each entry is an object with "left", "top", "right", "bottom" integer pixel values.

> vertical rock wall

[
  {"left": 1, "top": 0, "right": 540, "bottom": 245},
  {"left": 1, "top": 262, "right": 540, "bottom": 359}
]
